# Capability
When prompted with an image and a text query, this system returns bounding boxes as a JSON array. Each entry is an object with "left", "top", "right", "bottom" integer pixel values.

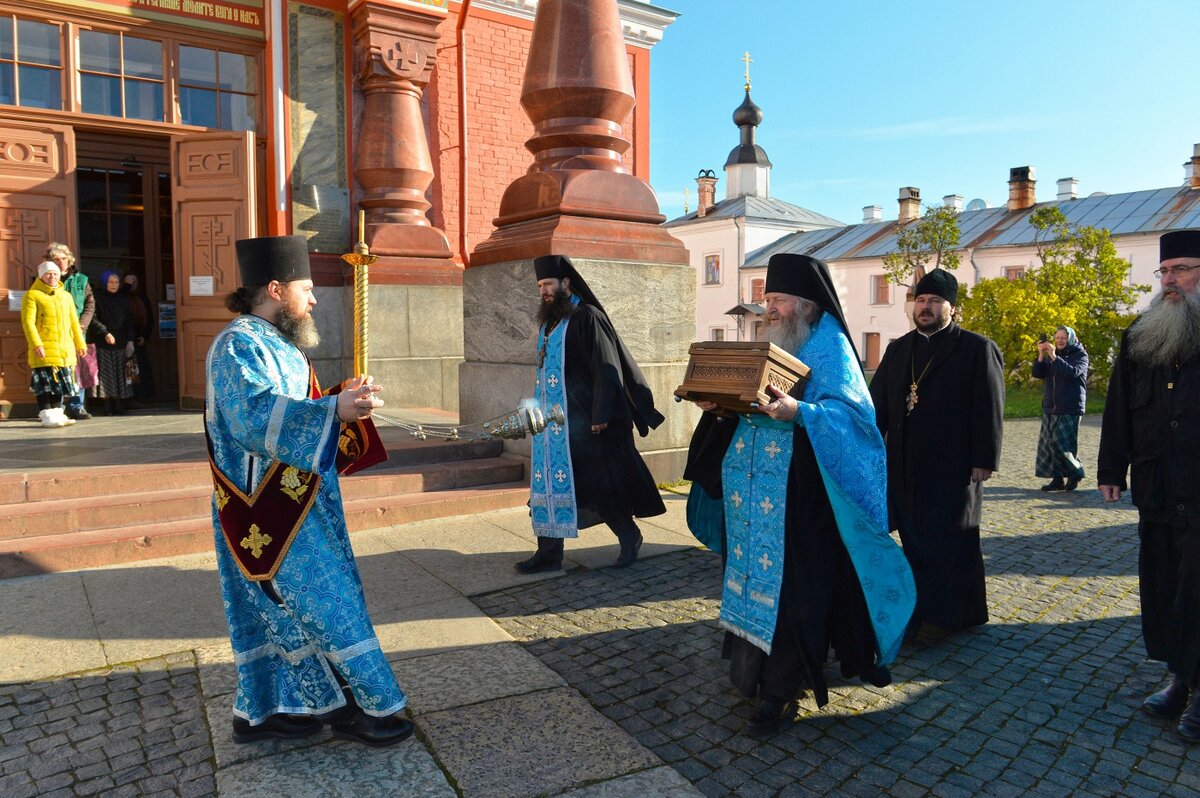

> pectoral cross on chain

[{"left": 906, "top": 383, "right": 919, "bottom": 414}]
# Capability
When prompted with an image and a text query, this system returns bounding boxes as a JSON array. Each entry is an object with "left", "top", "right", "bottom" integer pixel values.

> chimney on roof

[
  {"left": 695, "top": 169, "right": 718, "bottom": 217},
  {"left": 863, "top": 205, "right": 882, "bottom": 223},
  {"left": 1057, "top": 177, "right": 1078, "bottom": 201},
  {"left": 1190, "top": 144, "right": 1200, "bottom": 190},
  {"left": 943, "top": 194, "right": 963, "bottom": 211},
  {"left": 1007, "top": 166, "right": 1037, "bottom": 211},
  {"left": 897, "top": 187, "right": 921, "bottom": 223}
]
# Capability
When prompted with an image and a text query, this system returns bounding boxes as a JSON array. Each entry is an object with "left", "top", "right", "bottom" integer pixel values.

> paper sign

[
  {"left": 8, "top": 291, "right": 25, "bottom": 312},
  {"left": 189, "top": 276, "right": 214, "bottom": 297}
]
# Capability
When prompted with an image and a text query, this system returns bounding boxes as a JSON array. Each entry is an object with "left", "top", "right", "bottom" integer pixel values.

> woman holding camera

[{"left": 1032, "top": 326, "right": 1089, "bottom": 491}]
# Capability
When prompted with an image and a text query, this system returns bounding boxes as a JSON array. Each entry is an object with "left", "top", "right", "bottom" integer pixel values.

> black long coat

[
  {"left": 559, "top": 304, "right": 665, "bottom": 527},
  {"left": 1098, "top": 326, "right": 1200, "bottom": 681},
  {"left": 869, "top": 322, "right": 1004, "bottom": 631}
]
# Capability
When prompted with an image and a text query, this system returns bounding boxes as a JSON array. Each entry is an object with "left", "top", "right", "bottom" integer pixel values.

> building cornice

[{"left": 471, "top": 0, "right": 678, "bottom": 48}]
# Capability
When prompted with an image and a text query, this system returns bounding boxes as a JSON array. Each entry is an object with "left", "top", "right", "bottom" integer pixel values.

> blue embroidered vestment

[
  {"left": 206, "top": 314, "right": 406, "bottom": 724},
  {"left": 720, "top": 313, "right": 916, "bottom": 666},
  {"left": 529, "top": 295, "right": 580, "bottom": 538}
]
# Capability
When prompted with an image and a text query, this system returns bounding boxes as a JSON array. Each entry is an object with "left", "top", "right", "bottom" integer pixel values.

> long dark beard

[
  {"left": 763, "top": 311, "right": 811, "bottom": 354},
  {"left": 277, "top": 305, "right": 321, "bottom": 350},
  {"left": 536, "top": 289, "right": 576, "bottom": 327},
  {"left": 1127, "top": 289, "right": 1200, "bottom": 368}
]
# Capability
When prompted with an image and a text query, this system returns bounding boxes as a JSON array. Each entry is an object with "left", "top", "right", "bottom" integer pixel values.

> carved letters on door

[{"left": 171, "top": 132, "right": 257, "bottom": 408}]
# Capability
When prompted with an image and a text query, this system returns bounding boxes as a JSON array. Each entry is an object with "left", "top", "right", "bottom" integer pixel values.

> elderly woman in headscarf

[
  {"left": 21, "top": 261, "right": 87, "bottom": 427},
  {"left": 1032, "top": 325, "right": 1089, "bottom": 491},
  {"left": 88, "top": 270, "right": 137, "bottom": 416}
]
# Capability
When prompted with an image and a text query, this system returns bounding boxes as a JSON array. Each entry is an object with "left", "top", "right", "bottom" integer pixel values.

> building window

[
  {"left": 871, "top": 275, "right": 891, "bottom": 305},
  {"left": 1004, "top": 266, "right": 1025, "bottom": 281},
  {"left": 710, "top": 327, "right": 725, "bottom": 342},
  {"left": 704, "top": 253, "right": 721, "bottom": 285},
  {"left": 179, "top": 45, "right": 259, "bottom": 131},
  {"left": 750, "top": 278, "right": 764, "bottom": 303},
  {"left": 79, "top": 30, "right": 164, "bottom": 121},
  {"left": 0, "top": 17, "right": 62, "bottom": 110}
]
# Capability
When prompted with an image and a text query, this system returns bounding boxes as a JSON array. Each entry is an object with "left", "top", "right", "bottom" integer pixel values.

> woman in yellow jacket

[{"left": 21, "top": 261, "right": 87, "bottom": 427}]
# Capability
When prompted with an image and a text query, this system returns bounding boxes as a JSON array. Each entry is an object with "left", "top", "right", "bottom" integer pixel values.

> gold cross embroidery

[
  {"left": 240, "top": 524, "right": 273, "bottom": 559},
  {"left": 764, "top": 441, "right": 782, "bottom": 459},
  {"left": 734, "top": 438, "right": 746, "bottom": 454},
  {"left": 758, "top": 552, "right": 773, "bottom": 570},
  {"left": 734, "top": 544, "right": 743, "bottom": 560},
  {"left": 730, "top": 490, "right": 743, "bottom": 508},
  {"left": 759, "top": 496, "right": 775, "bottom": 515}
]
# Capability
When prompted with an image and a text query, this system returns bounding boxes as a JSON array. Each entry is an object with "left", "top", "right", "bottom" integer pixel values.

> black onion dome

[{"left": 732, "top": 90, "right": 763, "bottom": 127}]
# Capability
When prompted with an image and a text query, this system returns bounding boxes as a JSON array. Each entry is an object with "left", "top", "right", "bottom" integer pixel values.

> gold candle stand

[{"left": 341, "top": 209, "right": 379, "bottom": 376}]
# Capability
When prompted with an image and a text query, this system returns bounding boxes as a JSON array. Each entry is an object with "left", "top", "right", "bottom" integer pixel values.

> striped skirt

[{"left": 91, "top": 348, "right": 133, "bottom": 400}]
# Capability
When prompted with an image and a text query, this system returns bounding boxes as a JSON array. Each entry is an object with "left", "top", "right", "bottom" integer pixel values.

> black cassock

[
  {"left": 559, "top": 304, "right": 665, "bottom": 527},
  {"left": 869, "top": 323, "right": 1004, "bottom": 632},
  {"left": 1098, "top": 326, "right": 1200, "bottom": 683}
]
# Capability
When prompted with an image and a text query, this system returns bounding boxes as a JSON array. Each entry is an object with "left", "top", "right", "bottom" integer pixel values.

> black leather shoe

[
  {"left": 1179, "top": 695, "right": 1200, "bottom": 744},
  {"left": 232, "top": 713, "right": 323, "bottom": 744},
  {"left": 515, "top": 537, "right": 564, "bottom": 574},
  {"left": 330, "top": 708, "right": 415, "bottom": 747},
  {"left": 1143, "top": 677, "right": 1191, "bottom": 718},
  {"left": 1064, "top": 477, "right": 1080, "bottom": 491},
  {"left": 65, "top": 405, "right": 91, "bottom": 421},
  {"left": 614, "top": 533, "right": 643, "bottom": 568},
  {"left": 745, "top": 699, "right": 788, "bottom": 737},
  {"left": 1040, "top": 478, "right": 1065, "bottom": 492}
]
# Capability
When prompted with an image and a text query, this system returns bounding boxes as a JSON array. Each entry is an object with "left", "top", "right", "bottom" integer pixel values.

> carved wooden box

[{"left": 674, "top": 341, "right": 812, "bottom": 415}]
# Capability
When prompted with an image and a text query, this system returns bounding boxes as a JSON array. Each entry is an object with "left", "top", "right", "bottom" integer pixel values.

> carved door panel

[
  {"left": 171, "top": 132, "right": 257, "bottom": 409},
  {"left": 0, "top": 120, "right": 76, "bottom": 411}
]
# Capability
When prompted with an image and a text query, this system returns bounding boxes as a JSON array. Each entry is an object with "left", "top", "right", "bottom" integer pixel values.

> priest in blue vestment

[
  {"left": 687, "top": 253, "right": 915, "bottom": 737},
  {"left": 205, "top": 235, "right": 412, "bottom": 747},
  {"left": 516, "top": 255, "right": 666, "bottom": 573}
]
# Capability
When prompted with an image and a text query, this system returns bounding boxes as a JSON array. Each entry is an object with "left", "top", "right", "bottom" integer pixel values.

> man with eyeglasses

[{"left": 1099, "top": 228, "right": 1200, "bottom": 745}]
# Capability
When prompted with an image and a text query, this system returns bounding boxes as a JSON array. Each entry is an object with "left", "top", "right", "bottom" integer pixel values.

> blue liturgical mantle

[{"left": 720, "top": 314, "right": 916, "bottom": 666}]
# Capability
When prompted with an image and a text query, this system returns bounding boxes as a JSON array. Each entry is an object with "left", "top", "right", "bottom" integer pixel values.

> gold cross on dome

[
  {"left": 240, "top": 524, "right": 273, "bottom": 559},
  {"left": 742, "top": 51, "right": 753, "bottom": 90}
]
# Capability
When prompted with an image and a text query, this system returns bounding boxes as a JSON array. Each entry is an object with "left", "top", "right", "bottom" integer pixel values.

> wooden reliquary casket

[{"left": 673, "top": 341, "right": 812, "bottom": 415}]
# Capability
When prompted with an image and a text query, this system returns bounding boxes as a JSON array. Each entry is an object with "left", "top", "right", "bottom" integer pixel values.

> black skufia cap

[
  {"left": 913, "top": 268, "right": 958, "bottom": 305},
  {"left": 1160, "top": 229, "right": 1200, "bottom": 262},
  {"left": 235, "top": 235, "right": 311, "bottom": 286}
]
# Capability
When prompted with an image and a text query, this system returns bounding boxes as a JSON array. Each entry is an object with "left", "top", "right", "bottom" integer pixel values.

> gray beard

[
  {"left": 763, "top": 312, "right": 811, "bottom": 354},
  {"left": 1126, "top": 289, "right": 1200, "bottom": 368},
  {"left": 277, "top": 305, "right": 320, "bottom": 350}
]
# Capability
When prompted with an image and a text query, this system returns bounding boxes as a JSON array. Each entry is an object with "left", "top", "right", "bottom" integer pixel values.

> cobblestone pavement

[
  {"left": 0, "top": 653, "right": 214, "bottom": 798},
  {"left": 3, "top": 418, "right": 1200, "bottom": 796},
  {"left": 475, "top": 418, "right": 1200, "bottom": 797}
]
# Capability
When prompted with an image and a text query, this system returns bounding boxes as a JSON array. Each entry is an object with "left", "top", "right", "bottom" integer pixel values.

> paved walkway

[{"left": 1, "top": 416, "right": 1198, "bottom": 796}]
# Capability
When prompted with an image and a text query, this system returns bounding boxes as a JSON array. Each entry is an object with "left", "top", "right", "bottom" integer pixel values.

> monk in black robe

[
  {"left": 869, "top": 269, "right": 1004, "bottom": 635},
  {"left": 515, "top": 255, "right": 665, "bottom": 573},
  {"left": 1099, "top": 228, "right": 1200, "bottom": 745}
]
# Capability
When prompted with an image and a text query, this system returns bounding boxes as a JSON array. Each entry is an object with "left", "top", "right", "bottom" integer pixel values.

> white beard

[
  {"left": 1126, "top": 289, "right": 1200, "bottom": 368},
  {"left": 762, "top": 312, "right": 811, "bottom": 354}
]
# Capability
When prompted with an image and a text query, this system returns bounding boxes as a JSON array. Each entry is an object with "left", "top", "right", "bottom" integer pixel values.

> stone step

[
  {"left": 0, "top": 455, "right": 526, "bottom": 540},
  {"left": 0, "top": 481, "right": 530, "bottom": 578}
]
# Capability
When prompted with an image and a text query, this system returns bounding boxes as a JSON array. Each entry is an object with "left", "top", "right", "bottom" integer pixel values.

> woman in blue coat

[{"left": 1032, "top": 326, "right": 1089, "bottom": 491}]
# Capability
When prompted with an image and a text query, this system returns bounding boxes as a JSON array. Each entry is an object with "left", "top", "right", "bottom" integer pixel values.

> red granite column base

[{"left": 469, "top": 214, "right": 688, "bottom": 268}]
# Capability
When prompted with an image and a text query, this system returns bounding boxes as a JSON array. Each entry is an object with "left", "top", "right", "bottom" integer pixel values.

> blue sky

[{"left": 648, "top": 1, "right": 1200, "bottom": 225}]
